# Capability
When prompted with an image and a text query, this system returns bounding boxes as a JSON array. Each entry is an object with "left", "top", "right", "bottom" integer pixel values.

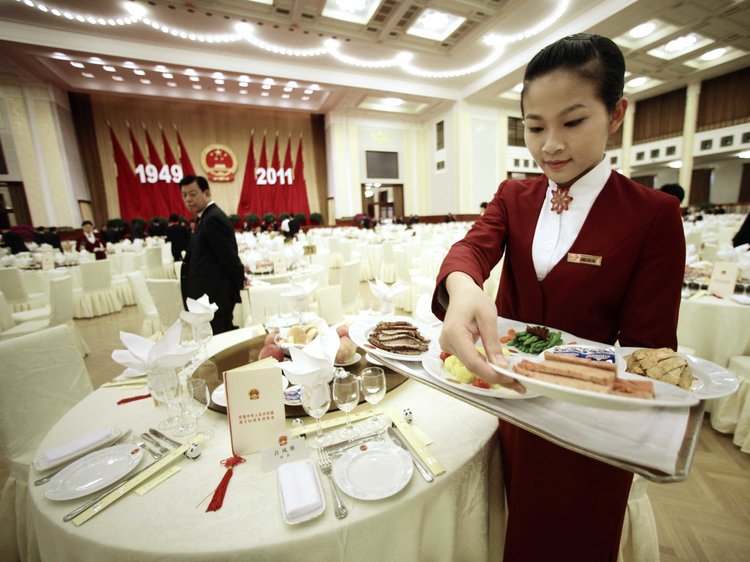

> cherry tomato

[
  {"left": 439, "top": 351, "right": 452, "bottom": 361},
  {"left": 472, "top": 378, "right": 491, "bottom": 389}
]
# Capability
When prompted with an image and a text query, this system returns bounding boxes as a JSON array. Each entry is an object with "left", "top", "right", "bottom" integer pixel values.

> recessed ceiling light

[
  {"left": 192, "top": 84, "right": 202, "bottom": 90},
  {"left": 322, "top": 0, "right": 381, "bottom": 25},
  {"left": 212, "top": 72, "right": 225, "bottom": 78},
  {"left": 310, "top": 83, "right": 320, "bottom": 90},
  {"left": 239, "top": 90, "right": 247, "bottom": 95},
  {"left": 133, "top": 69, "right": 146, "bottom": 76},
  {"left": 70, "top": 61, "right": 85, "bottom": 68},
  {"left": 667, "top": 160, "right": 683, "bottom": 169},
  {"left": 52, "top": 52, "right": 69, "bottom": 60},
  {"left": 628, "top": 22, "right": 656, "bottom": 39},
  {"left": 700, "top": 48, "right": 727, "bottom": 61},
  {"left": 238, "top": 75, "right": 250, "bottom": 82},
  {"left": 140, "top": 79, "right": 151, "bottom": 85},
  {"left": 281, "top": 94, "right": 290, "bottom": 99},
  {"left": 262, "top": 84, "right": 271, "bottom": 90},
  {"left": 82, "top": 72, "right": 95, "bottom": 78},
  {"left": 287, "top": 80, "right": 298, "bottom": 87},
  {"left": 261, "top": 92, "right": 269, "bottom": 97},
  {"left": 239, "top": 82, "right": 248, "bottom": 87},
  {"left": 626, "top": 76, "right": 648, "bottom": 88},
  {"left": 123, "top": 2, "right": 148, "bottom": 18},
  {"left": 738, "top": 150, "right": 750, "bottom": 159},
  {"left": 162, "top": 72, "right": 173, "bottom": 79},
  {"left": 511, "top": 82, "right": 523, "bottom": 93},
  {"left": 217, "top": 87, "right": 225, "bottom": 92},
  {"left": 89, "top": 57, "right": 103, "bottom": 64},
  {"left": 382, "top": 97, "right": 404, "bottom": 106},
  {"left": 283, "top": 87, "right": 293, "bottom": 92},
  {"left": 215, "top": 79, "right": 224, "bottom": 85},
  {"left": 406, "top": 9, "right": 465, "bottom": 41},
  {"left": 185, "top": 68, "right": 196, "bottom": 75},
  {"left": 189, "top": 76, "right": 199, "bottom": 82},
  {"left": 112, "top": 76, "right": 124, "bottom": 81},
  {"left": 123, "top": 61, "right": 137, "bottom": 68},
  {"left": 154, "top": 65, "right": 168, "bottom": 72},
  {"left": 302, "top": 96, "right": 310, "bottom": 101},
  {"left": 103, "top": 65, "right": 116, "bottom": 72},
  {"left": 664, "top": 34, "right": 698, "bottom": 53},
  {"left": 167, "top": 82, "right": 177, "bottom": 87},
  {"left": 263, "top": 77, "right": 275, "bottom": 85},
  {"left": 304, "top": 89, "right": 313, "bottom": 95}
]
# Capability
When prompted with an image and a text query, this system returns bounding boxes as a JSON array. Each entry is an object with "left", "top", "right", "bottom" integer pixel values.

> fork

[
  {"left": 317, "top": 448, "right": 348, "bottom": 519},
  {"left": 141, "top": 433, "right": 168, "bottom": 454},
  {"left": 137, "top": 440, "right": 162, "bottom": 460}
]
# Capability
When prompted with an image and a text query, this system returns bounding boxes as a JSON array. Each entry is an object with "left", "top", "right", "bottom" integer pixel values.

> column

[
  {"left": 620, "top": 99, "right": 635, "bottom": 177},
  {"left": 680, "top": 82, "right": 701, "bottom": 204}
]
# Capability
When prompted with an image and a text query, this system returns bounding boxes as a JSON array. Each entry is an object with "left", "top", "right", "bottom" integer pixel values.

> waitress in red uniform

[
  {"left": 76, "top": 220, "right": 107, "bottom": 260},
  {"left": 433, "top": 34, "right": 685, "bottom": 561}
]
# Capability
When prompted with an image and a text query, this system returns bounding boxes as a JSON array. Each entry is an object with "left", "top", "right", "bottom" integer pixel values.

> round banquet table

[
  {"left": 677, "top": 294, "right": 750, "bottom": 367},
  {"left": 248, "top": 263, "right": 325, "bottom": 285},
  {"left": 28, "top": 345, "right": 503, "bottom": 561}
]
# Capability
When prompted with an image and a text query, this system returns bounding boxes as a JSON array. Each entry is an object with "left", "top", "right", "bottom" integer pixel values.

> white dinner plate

[
  {"left": 619, "top": 347, "right": 739, "bottom": 400},
  {"left": 498, "top": 319, "right": 580, "bottom": 357},
  {"left": 422, "top": 353, "right": 537, "bottom": 400},
  {"left": 731, "top": 294, "right": 750, "bottom": 305},
  {"left": 334, "top": 352, "right": 362, "bottom": 367},
  {"left": 489, "top": 356, "right": 700, "bottom": 410},
  {"left": 212, "top": 376, "right": 289, "bottom": 407},
  {"left": 332, "top": 442, "right": 413, "bottom": 500},
  {"left": 349, "top": 315, "right": 435, "bottom": 362},
  {"left": 44, "top": 444, "right": 144, "bottom": 501}
]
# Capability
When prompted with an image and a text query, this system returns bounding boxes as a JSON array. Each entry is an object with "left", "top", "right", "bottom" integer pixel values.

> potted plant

[
  {"left": 310, "top": 212, "right": 324, "bottom": 225},
  {"left": 294, "top": 213, "right": 307, "bottom": 226}
]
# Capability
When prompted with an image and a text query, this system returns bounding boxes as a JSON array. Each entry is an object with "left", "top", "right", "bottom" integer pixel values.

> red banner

[
  {"left": 293, "top": 135, "right": 311, "bottom": 217},
  {"left": 256, "top": 132, "right": 269, "bottom": 216},
  {"left": 161, "top": 130, "right": 188, "bottom": 215},
  {"left": 281, "top": 135, "right": 294, "bottom": 216},
  {"left": 144, "top": 128, "right": 173, "bottom": 219},
  {"left": 237, "top": 132, "right": 257, "bottom": 217},
  {"left": 109, "top": 127, "right": 139, "bottom": 221},
  {"left": 129, "top": 128, "right": 158, "bottom": 220},
  {"left": 176, "top": 129, "right": 196, "bottom": 177}
]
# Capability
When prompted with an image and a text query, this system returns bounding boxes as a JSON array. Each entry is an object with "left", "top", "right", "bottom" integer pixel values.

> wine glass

[
  {"left": 301, "top": 383, "right": 333, "bottom": 449},
  {"left": 332, "top": 369, "right": 361, "bottom": 439},
  {"left": 193, "top": 321, "right": 213, "bottom": 360},
  {"left": 359, "top": 367, "right": 386, "bottom": 430},
  {"left": 146, "top": 365, "right": 181, "bottom": 430},
  {"left": 180, "top": 379, "right": 212, "bottom": 438}
]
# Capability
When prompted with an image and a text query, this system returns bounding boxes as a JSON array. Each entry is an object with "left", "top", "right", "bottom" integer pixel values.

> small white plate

[
  {"left": 212, "top": 376, "right": 289, "bottom": 407},
  {"left": 44, "top": 444, "right": 144, "bottom": 501},
  {"left": 335, "top": 352, "right": 362, "bottom": 367},
  {"left": 731, "top": 294, "right": 750, "bottom": 305},
  {"left": 284, "top": 384, "right": 302, "bottom": 406},
  {"left": 332, "top": 442, "right": 413, "bottom": 500},
  {"left": 349, "top": 315, "right": 435, "bottom": 362}
]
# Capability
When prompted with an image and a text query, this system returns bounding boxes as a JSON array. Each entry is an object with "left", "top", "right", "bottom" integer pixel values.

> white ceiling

[{"left": 0, "top": 0, "right": 748, "bottom": 119}]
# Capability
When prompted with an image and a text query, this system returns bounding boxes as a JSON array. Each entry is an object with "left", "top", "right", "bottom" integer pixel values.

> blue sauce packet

[{"left": 546, "top": 345, "right": 617, "bottom": 364}]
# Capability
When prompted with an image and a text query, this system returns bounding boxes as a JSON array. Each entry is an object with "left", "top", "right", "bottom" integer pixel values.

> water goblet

[
  {"left": 146, "top": 365, "right": 181, "bottom": 430},
  {"left": 332, "top": 369, "right": 361, "bottom": 439},
  {"left": 301, "top": 383, "right": 333, "bottom": 449},
  {"left": 179, "top": 379, "right": 213, "bottom": 438},
  {"left": 359, "top": 367, "right": 386, "bottom": 430}
]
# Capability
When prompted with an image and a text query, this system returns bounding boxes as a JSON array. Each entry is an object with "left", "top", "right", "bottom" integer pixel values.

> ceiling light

[
  {"left": 304, "top": 89, "right": 313, "bottom": 95},
  {"left": 239, "top": 82, "right": 248, "bottom": 87},
  {"left": 123, "top": 1, "right": 148, "bottom": 18},
  {"left": 261, "top": 92, "right": 269, "bottom": 97},
  {"left": 89, "top": 57, "right": 103, "bottom": 64},
  {"left": 212, "top": 72, "right": 225, "bottom": 78},
  {"left": 738, "top": 150, "right": 750, "bottom": 159},
  {"left": 287, "top": 81, "right": 298, "bottom": 87},
  {"left": 215, "top": 79, "right": 224, "bottom": 85},
  {"left": 667, "top": 160, "right": 683, "bottom": 169},
  {"left": 322, "top": 0, "right": 381, "bottom": 25},
  {"left": 628, "top": 22, "right": 656, "bottom": 39},
  {"left": 626, "top": 76, "right": 648, "bottom": 88},
  {"left": 162, "top": 72, "right": 173, "bottom": 79},
  {"left": 192, "top": 85, "right": 202, "bottom": 90},
  {"left": 70, "top": 61, "right": 85, "bottom": 68},
  {"left": 189, "top": 76, "right": 199, "bottom": 82},
  {"left": 234, "top": 21, "right": 253, "bottom": 35},
  {"left": 283, "top": 87, "right": 293, "bottom": 92},
  {"left": 262, "top": 84, "right": 271, "bottom": 90},
  {"left": 52, "top": 52, "right": 69, "bottom": 60},
  {"left": 123, "top": 61, "right": 137, "bottom": 68},
  {"left": 407, "top": 9, "right": 465, "bottom": 41},
  {"left": 664, "top": 34, "right": 697, "bottom": 53},
  {"left": 310, "top": 84, "right": 320, "bottom": 90},
  {"left": 154, "top": 65, "right": 168, "bottom": 72},
  {"left": 103, "top": 65, "right": 116, "bottom": 72},
  {"left": 217, "top": 87, "right": 225, "bottom": 92},
  {"left": 302, "top": 96, "right": 310, "bottom": 101},
  {"left": 239, "top": 90, "right": 247, "bottom": 95},
  {"left": 112, "top": 76, "right": 124, "bottom": 81},
  {"left": 382, "top": 97, "right": 404, "bottom": 106},
  {"left": 511, "top": 82, "right": 523, "bottom": 93},
  {"left": 282, "top": 94, "right": 290, "bottom": 99},
  {"left": 81, "top": 72, "right": 94, "bottom": 78},
  {"left": 184, "top": 68, "right": 196, "bottom": 75},
  {"left": 700, "top": 48, "right": 727, "bottom": 61},
  {"left": 263, "top": 78, "right": 275, "bottom": 85},
  {"left": 238, "top": 75, "right": 250, "bottom": 82},
  {"left": 140, "top": 78, "right": 151, "bottom": 85},
  {"left": 167, "top": 82, "right": 177, "bottom": 87}
]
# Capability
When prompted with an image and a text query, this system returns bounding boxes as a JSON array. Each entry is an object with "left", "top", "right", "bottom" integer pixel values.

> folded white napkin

[
  {"left": 280, "top": 325, "right": 338, "bottom": 385},
  {"left": 35, "top": 426, "right": 117, "bottom": 469},
  {"left": 278, "top": 459, "right": 322, "bottom": 520},
  {"left": 111, "top": 320, "right": 198, "bottom": 378},
  {"left": 180, "top": 294, "right": 218, "bottom": 325},
  {"left": 284, "top": 278, "right": 318, "bottom": 299},
  {"left": 369, "top": 278, "right": 409, "bottom": 301}
]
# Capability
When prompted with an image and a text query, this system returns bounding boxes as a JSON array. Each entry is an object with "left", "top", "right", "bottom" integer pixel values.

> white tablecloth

[{"left": 29, "top": 378, "right": 503, "bottom": 561}]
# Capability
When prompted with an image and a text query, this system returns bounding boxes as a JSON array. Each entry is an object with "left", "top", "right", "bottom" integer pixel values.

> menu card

[
  {"left": 224, "top": 358, "right": 286, "bottom": 455},
  {"left": 707, "top": 261, "right": 739, "bottom": 298}
]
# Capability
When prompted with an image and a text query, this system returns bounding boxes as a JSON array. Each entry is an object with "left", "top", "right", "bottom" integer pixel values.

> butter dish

[{"left": 277, "top": 459, "right": 325, "bottom": 524}]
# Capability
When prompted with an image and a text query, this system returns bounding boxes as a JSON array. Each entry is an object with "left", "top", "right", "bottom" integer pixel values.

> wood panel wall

[
  {"left": 633, "top": 87, "right": 687, "bottom": 143},
  {"left": 697, "top": 66, "right": 750, "bottom": 130},
  {"left": 81, "top": 93, "right": 327, "bottom": 223}
]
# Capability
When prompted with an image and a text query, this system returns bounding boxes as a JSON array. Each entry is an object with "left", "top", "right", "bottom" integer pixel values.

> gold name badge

[{"left": 567, "top": 253, "right": 602, "bottom": 266}]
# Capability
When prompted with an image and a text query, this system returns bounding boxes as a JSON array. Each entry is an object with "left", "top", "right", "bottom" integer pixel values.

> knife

[
  {"left": 149, "top": 428, "right": 182, "bottom": 448},
  {"left": 387, "top": 426, "right": 434, "bottom": 482}
]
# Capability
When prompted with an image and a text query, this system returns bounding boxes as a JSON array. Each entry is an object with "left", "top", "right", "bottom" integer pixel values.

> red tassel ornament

[
  {"left": 206, "top": 455, "right": 246, "bottom": 512},
  {"left": 116, "top": 393, "right": 152, "bottom": 405}
]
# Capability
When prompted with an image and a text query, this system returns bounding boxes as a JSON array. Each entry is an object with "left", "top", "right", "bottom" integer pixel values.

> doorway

[
  {"left": 361, "top": 183, "right": 404, "bottom": 221},
  {"left": 0, "top": 182, "right": 31, "bottom": 228}
]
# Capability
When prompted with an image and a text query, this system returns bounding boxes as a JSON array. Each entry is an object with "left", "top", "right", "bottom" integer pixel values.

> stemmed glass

[
  {"left": 146, "top": 365, "right": 181, "bottom": 430},
  {"left": 301, "top": 383, "right": 333, "bottom": 449},
  {"left": 179, "top": 379, "right": 212, "bottom": 438},
  {"left": 359, "top": 367, "right": 386, "bottom": 430},
  {"left": 332, "top": 369, "right": 361, "bottom": 439},
  {"left": 193, "top": 321, "right": 213, "bottom": 361}
]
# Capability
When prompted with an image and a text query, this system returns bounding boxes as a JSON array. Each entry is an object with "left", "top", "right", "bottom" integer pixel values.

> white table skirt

[
  {"left": 29, "top": 379, "right": 503, "bottom": 562},
  {"left": 710, "top": 356, "right": 750, "bottom": 453}
]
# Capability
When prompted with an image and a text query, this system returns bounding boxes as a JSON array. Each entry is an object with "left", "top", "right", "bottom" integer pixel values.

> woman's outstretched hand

[{"left": 439, "top": 272, "right": 525, "bottom": 394}]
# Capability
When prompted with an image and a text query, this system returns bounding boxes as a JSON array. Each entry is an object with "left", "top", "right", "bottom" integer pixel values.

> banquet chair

[
  {"left": 709, "top": 355, "right": 750, "bottom": 453},
  {"left": 378, "top": 241, "right": 397, "bottom": 283},
  {"left": 74, "top": 260, "right": 123, "bottom": 318},
  {"left": 328, "top": 237, "right": 344, "bottom": 269},
  {"left": 315, "top": 285, "right": 344, "bottom": 325},
  {"left": 0, "top": 325, "right": 94, "bottom": 562},
  {"left": 0, "top": 267, "right": 47, "bottom": 313},
  {"left": 310, "top": 252, "right": 330, "bottom": 286},
  {"left": 0, "top": 277, "right": 89, "bottom": 356},
  {"left": 127, "top": 271, "right": 163, "bottom": 337},
  {"left": 617, "top": 474, "right": 659, "bottom": 562},
  {"left": 247, "top": 283, "right": 294, "bottom": 326},
  {"left": 340, "top": 260, "right": 361, "bottom": 314},
  {"left": 145, "top": 279, "right": 184, "bottom": 328},
  {"left": 142, "top": 247, "right": 172, "bottom": 279}
]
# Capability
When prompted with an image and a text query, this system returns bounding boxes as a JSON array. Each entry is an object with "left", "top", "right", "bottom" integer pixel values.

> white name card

[
  {"left": 224, "top": 357, "right": 286, "bottom": 455},
  {"left": 707, "top": 261, "right": 739, "bottom": 299}
]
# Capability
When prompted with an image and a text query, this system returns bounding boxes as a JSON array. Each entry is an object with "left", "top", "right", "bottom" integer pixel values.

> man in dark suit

[
  {"left": 179, "top": 175, "right": 245, "bottom": 334},
  {"left": 165, "top": 213, "right": 190, "bottom": 262}
]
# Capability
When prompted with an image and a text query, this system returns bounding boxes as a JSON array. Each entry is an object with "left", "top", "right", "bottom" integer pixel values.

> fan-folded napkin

[
  {"left": 280, "top": 325, "right": 338, "bottom": 386},
  {"left": 283, "top": 278, "right": 318, "bottom": 299},
  {"left": 180, "top": 294, "right": 218, "bottom": 325},
  {"left": 111, "top": 320, "right": 198, "bottom": 378},
  {"left": 34, "top": 426, "right": 117, "bottom": 470},
  {"left": 369, "top": 278, "right": 409, "bottom": 301}
]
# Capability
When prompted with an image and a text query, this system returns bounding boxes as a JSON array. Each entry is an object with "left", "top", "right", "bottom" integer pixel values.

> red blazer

[
  {"left": 76, "top": 233, "right": 107, "bottom": 260},
  {"left": 434, "top": 172, "right": 685, "bottom": 349}
]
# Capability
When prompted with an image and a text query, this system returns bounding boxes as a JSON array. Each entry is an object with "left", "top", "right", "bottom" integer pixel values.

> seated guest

[
  {"left": 45, "top": 227, "right": 63, "bottom": 250},
  {"left": 1, "top": 229, "right": 27, "bottom": 254},
  {"left": 733, "top": 213, "right": 750, "bottom": 247},
  {"left": 76, "top": 220, "right": 107, "bottom": 260},
  {"left": 33, "top": 226, "right": 47, "bottom": 245},
  {"left": 166, "top": 214, "right": 190, "bottom": 261},
  {"left": 659, "top": 183, "right": 685, "bottom": 204}
]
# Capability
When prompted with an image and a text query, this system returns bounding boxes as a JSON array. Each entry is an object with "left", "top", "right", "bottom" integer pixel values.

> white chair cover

[
  {"left": 617, "top": 474, "right": 659, "bottom": 562},
  {"left": 710, "top": 355, "right": 750, "bottom": 453},
  {"left": 340, "top": 260, "right": 361, "bottom": 314},
  {"left": 247, "top": 283, "right": 294, "bottom": 326},
  {"left": 127, "top": 271, "right": 162, "bottom": 337},
  {"left": 310, "top": 253, "right": 330, "bottom": 287},
  {"left": 0, "top": 268, "right": 46, "bottom": 312},
  {"left": 0, "top": 325, "right": 93, "bottom": 562},
  {"left": 0, "top": 292, "right": 16, "bottom": 332},
  {"left": 315, "top": 285, "right": 343, "bottom": 325},
  {"left": 142, "top": 247, "right": 173, "bottom": 279},
  {"left": 145, "top": 279, "right": 184, "bottom": 329},
  {"left": 74, "top": 261, "right": 123, "bottom": 318},
  {"left": 378, "top": 241, "right": 397, "bottom": 283}
]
